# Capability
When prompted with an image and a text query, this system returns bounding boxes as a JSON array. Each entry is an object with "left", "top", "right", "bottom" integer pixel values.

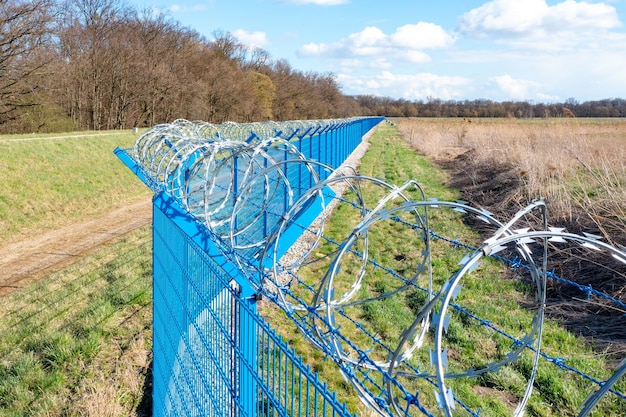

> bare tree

[
  {"left": 3, "top": 0, "right": 359, "bottom": 132},
  {"left": 210, "top": 30, "right": 247, "bottom": 64},
  {"left": 57, "top": 0, "right": 129, "bottom": 129},
  {"left": 0, "top": 0, "right": 55, "bottom": 129}
]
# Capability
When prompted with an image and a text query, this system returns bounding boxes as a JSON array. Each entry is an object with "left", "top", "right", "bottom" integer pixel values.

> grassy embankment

[
  {"left": 0, "top": 130, "right": 151, "bottom": 244},
  {"left": 0, "top": 122, "right": 624, "bottom": 416},
  {"left": 0, "top": 130, "right": 153, "bottom": 416}
]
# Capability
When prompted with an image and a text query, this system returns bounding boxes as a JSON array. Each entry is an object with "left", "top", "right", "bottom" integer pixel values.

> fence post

[{"left": 238, "top": 280, "right": 258, "bottom": 417}]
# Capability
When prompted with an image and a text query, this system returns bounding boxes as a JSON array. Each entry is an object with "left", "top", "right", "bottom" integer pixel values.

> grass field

[
  {"left": 0, "top": 121, "right": 624, "bottom": 416},
  {"left": 0, "top": 228, "right": 152, "bottom": 416},
  {"left": 0, "top": 130, "right": 150, "bottom": 244}
]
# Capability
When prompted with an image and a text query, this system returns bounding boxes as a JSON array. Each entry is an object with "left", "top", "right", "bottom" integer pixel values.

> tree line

[
  {"left": 1, "top": 0, "right": 360, "bottom": 133},
  {"left": 355, "top": 96, "right": 626, "bottom": 119},
  {"left": 1, "top": 0, "right": 624, "bottom": 134}
]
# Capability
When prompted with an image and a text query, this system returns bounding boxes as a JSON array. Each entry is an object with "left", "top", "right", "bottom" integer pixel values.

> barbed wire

[{"left": 129, "top": 118, "right": 626, "bottom": 416}]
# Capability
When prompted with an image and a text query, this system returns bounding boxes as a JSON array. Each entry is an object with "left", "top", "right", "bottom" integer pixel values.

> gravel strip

[{"left": 265, "top": 126, "right": 378, "bottom": 292}]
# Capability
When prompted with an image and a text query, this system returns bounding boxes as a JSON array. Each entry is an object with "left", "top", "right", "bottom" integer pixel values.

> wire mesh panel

[
  {"left": 126, "top": 117, "right": 385, "bottom": 417},
  {"left": 153, "top": 200, "right": 241, "bottom": 416},
  {"left": 152, "top": 194, "right": 355, "bottom": 417},
  {"left": 117, "top": 118, "right": 381, "bottom": 417}
]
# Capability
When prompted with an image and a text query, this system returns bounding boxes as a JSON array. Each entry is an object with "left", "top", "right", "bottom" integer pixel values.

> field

[
  {"left": 0, "top": 120, "right": 625, "bottom": 416},
  {"left": 0, "top": 129, "right": 153, "bottom": 416},
  {"left": 265, "top": 120, "right": 626, "bottom": 416},
  {"left": 394, "top": 118, "right": 626, "bottom": 358},
  {"left": 394, "top": 118, "right": 626, "bottom": 243},
  {"left": 0, "top": 229, "right": 152, "bottom": 416}
]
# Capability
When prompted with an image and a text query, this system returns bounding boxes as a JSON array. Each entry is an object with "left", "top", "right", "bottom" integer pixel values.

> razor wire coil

[{"left": 129, "top": 118, "right": 626, "bottom": 417}]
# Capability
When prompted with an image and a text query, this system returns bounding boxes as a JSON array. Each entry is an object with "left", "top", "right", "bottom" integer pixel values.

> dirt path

[{"left": 0, "top": 199, "right": 152, "bottom": 297}]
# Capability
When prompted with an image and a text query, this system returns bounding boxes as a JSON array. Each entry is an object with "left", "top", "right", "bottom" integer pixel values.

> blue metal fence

[
  {"left": 151, "top": 193, "right": 356, "bottom": 417},
  {"left": 116, "top": 117, "right": 384, "bottom": 417},
  {"left": 116, "top": 117, "right": 626, "bottom": 416}
]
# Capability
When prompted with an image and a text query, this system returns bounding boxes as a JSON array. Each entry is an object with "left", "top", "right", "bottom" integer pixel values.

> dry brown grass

[
  {"left": 395, "top": 117, "right": 626, "bottom": 243},
  {"left": 395, "top": 117, "right": 626, "bottom": 355}
]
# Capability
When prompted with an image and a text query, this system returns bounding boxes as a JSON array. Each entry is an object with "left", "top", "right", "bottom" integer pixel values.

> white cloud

[
  {"left": 403, "top": 50, "right": 432, "bottom": 64},
  {"left": 545, "top": 1, "right": 621, "bottom": 30},
  {"left": 233, "top": 29, "right": 269, "bottom": 49},
  {"left": 391, "top": 22, "right": 455, "bottom": 49},
  {"left": 458, "top": 0, "right": 621, "bottom": 39},
  {"left": 282, "top": 0, "right": 348, "bottom": 5},
  {"left": 297, "top": 22, "right": 454, "bottom": 63},
  {"left": 488, "top": 74, "right": 541, "bottom": 99},
  {"left": 447, "top": 36, "right": 626, "bottom": 101},
  {"left": 299, "top": 42, "right": 329, "bottom": 56},
  {"left": 458, "top": 0, "right": 547, "bottom": 35},
  {"left": 168, "top": 3, "right": 208, "bottom": 13},
  {"left": 337, "top": 71, "right": 470, "bottom": 100},
  {"left": 337, "top": 59, "right": 363, "bottom": 73},
  {"left": 369, "top": 58, "right": 393, "bottom": 69},
  {"left": 348, "top": 26, "right": 388, "bottom": 49}
]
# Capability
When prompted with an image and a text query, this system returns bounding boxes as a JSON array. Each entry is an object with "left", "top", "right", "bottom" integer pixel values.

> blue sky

[{"left": 129, "top": 0, "right": 626, "bottom": 103}]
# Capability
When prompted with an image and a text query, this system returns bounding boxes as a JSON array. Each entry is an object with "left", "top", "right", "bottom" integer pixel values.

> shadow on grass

[{"left": 136, "top": 357, "right": 153, "bottom": 417}]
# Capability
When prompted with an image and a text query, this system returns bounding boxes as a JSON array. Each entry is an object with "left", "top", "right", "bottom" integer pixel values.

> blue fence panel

[
  {"left": 116, "top": 117, "right": 383, "bottom": 417},
  {"left": 153, "top": 202, "right": 237, "bottom": 416},
  {"left": 152, "top": 193, "right": 357, "bottom": 417}
]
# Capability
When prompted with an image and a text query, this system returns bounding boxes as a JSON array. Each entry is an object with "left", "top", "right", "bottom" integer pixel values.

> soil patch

[
  {"left": 0, "top": 199, "right": 152, "bottom": 297},
  {"left": 437, "top": 147, "right": 523, "bottom": 210}
]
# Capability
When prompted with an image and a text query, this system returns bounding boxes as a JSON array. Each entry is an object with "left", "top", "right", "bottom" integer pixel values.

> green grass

[
  {"left": 263, "top": 122, "right": 626, "bottom": 416},
  {"left": 0, "top": 227, "right": 152, "bottom": 416},
  {"left": 0, "top": 130, "right": 150, "bottom": 242}
]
